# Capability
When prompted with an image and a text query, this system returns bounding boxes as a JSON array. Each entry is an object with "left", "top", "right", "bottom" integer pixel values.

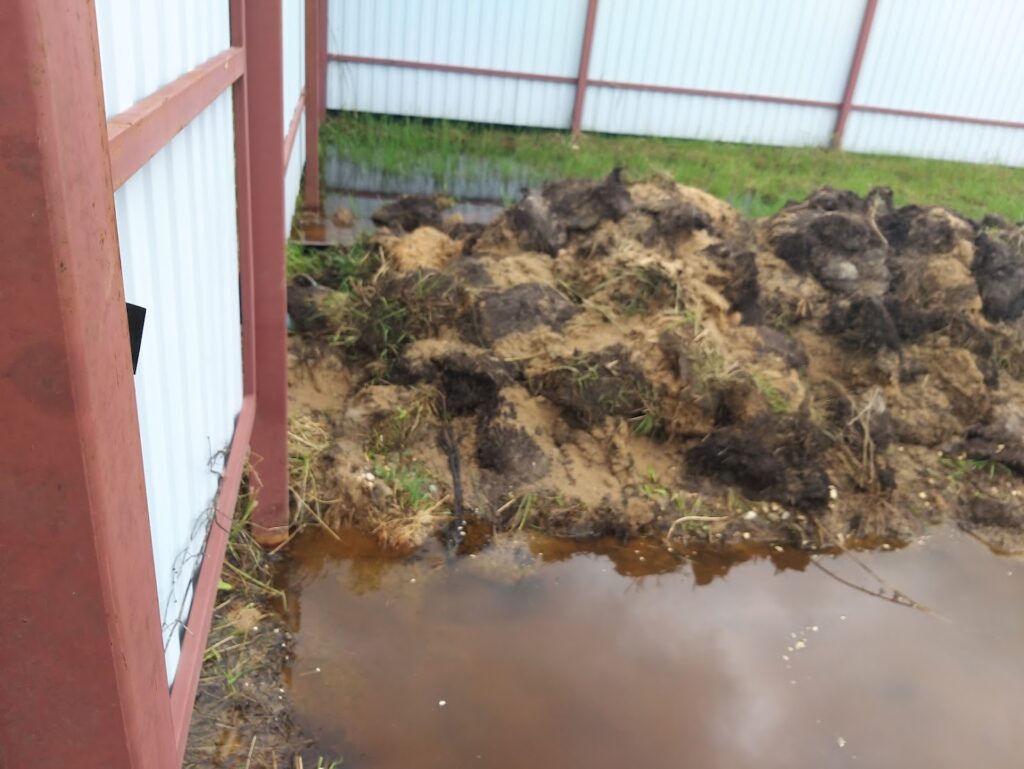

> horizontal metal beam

[
  {"left": 849, "top": 103, "right": 1024, "bottom": 131},
  {"left": 328, "top": 53, "right": 576, "bottom": 85},
  {"left": 284, "top": 88, "right": 306, "bottom": 167},
  {"left": 168, "top": 394, "right": 256, "bottom": 756},
  {"left": 107, "top": 47, "right": 245, "bottom": 189},
  {"left": 586, "top": 78, "right": 840, "bottom": 110}
]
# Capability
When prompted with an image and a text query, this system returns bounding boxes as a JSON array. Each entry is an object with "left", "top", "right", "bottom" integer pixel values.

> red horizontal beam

[
  {"left": 330, "top": 53, "right": 1024, "bottom": 132},
  {"left": 284, "top": 88, "right": 306, "bottom": 167},
  {"left": 587, "top": 78, "right": 840, "bottom": 110},
  {"left": 849, "top": 103, "right": 1024, "bottom": 131},
  {"left": 328, "top": 53, "right": 576, "bottom": 85},
  {"left": 107, "top": 47, "right": 244, "bottom": 190},
  {"left": 168, "top": 394, "right": 256, "bottom": 759}
]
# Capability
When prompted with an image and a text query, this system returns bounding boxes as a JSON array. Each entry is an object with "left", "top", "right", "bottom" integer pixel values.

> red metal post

[
  {"left": 833, "top": 0, "right": 879, "bottom": 149},
  {"left": 0, "top": 2, "right": 176, "bottom": 768},
  {"left": 304, "top": 0, "right": 322, "bottom": 210},
  {"left": 571, "top": 0, "right": 600, "bottom": 135},
  {"left": 246, "top": 0, "right": 291, "bottom": 545}
]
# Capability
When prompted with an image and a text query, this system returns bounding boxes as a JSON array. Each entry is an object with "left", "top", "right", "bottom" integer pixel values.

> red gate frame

[{"left": 0, "top": 0, "right": 324, "bottom": 766}]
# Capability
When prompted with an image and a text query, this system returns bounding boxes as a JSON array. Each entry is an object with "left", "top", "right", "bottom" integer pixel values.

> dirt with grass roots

[{"left": 287, "top": 172, "right": 1024, "bottom": 556}]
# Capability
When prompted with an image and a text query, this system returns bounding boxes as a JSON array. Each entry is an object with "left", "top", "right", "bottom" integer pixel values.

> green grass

[{"left": 321, "top": 112, "right": 1024, "bottom": 220}]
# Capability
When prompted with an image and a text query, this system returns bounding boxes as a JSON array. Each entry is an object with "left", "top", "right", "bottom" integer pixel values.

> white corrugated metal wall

[
  {"left": 95, "top": 0, "right": 244, "bottom": 683},
  {"left": 843, "top": 0, "right": 1024, "bottom": 166},
  {"left": 326, "top": 0, "right": 1024, "bottom": 167},
  {"left": 284, "top": 0, "right": 308, "bottom": 234},
  {"left": 326, "top": 0, "right": 587, "bottom": 128}
]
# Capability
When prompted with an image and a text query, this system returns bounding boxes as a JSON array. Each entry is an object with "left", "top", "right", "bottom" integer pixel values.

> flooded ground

[{"left": 280, "top": 526, "right": 1024, "bottom": 769}]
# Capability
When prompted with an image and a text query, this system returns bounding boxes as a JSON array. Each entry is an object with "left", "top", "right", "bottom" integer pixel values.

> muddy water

[{"left": 281, "top": 527, "right": 1024, "bottom": 769}]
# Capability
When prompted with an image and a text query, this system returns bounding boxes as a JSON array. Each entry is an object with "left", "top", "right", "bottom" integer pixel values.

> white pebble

[
  {"left": 794, "top": 640, "right": 806, "bottom": 650},
  {"left": 364, "top": 472, "right": 376, "bottom": 481},
  {"left": 839, "top": 615, "right": 847, "bottom": 621},
  {"left": 410, "top": 578, "right": 417, "bottom": 583},
  {"left": 316, "top": 667, "right": 321, "bottom": 673},
  {"left": 439, "top": 700, "right": 447, "bottom": 707},
  {"left": 782, "top": 654, "right": 790, "bottom": 662},
  {"left": 742, "top": 532, "right": 751, "bottom": 540},
  {"left": 828, "top": 485, "right": 838, "bottom": 501},
  {"left": 811, "top": 625, "right": 819, "bottom": 632},
  {"left": 918, "top": 491, "right": 928, "bottom": 500},
  {"left": 837, "top": 737, "right": 847, "bottom": 748},
  {"left": 743, "top": 510, "right": 758, "bottom": 520}
]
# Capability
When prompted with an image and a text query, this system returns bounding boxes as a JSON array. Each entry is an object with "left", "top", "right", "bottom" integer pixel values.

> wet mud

[
  {"left": 281, "top": 525, "right": 1024, "bottom": 769},
  {"left": 287, "top": 173, "right": 1024, "bottom": 554}
]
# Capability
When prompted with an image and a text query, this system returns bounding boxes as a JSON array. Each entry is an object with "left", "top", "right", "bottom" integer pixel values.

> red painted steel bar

[
  {"left": 247, "top": 0, "right": 291, "bottom": 545},
  {"left": 571, "top": 0, "right": 600, "bottom": 135},
  {"left": 850, "top": 103, "right": 1024, "bottom": 131},
  {"left": 169, "top": 394, "right": 256, "bottom": 756},
  {"left": 834, "top": 0, "right": 879, "bottom": 148},
  {"left": 108, "top": 47, "right": 245, "bottom": 189},
  {"left": 0, "top": 2, "right": 176, "bottom": 768},
  {"left": 587, "top": 78, "right": 841, "bottom": 110},
  {"left": 304, "top": 0, "right": 323, "bottom": 210},
  {"left": 284, "top": 89, "right": 307, "bottom": 166},
  {"left": 328, "top": 53, "right": 577, "bottom": 85}
]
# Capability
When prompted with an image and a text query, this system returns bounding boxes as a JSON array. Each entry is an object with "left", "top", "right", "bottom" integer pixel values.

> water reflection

[{"left": 280, "top": 526, "right": 1024, "bottom": 769}]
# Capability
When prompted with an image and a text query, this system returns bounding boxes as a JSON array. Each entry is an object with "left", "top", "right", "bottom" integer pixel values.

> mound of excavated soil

[{"left": 288, "top": 172, "right": 1024, "bottom": 555}]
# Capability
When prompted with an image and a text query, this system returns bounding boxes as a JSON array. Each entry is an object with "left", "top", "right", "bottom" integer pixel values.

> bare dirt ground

[{"left": 287, "top": 172, "right": 1024, "bottom": 556}]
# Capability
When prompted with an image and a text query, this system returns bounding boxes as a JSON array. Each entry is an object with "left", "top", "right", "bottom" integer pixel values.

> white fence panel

[
  {"left": 583, "top": 0, "right": 864, "bottom": 144},
  {"left": 286, "top": 112, "right": 308, "bottom": 235},
  {"left": 326, "top": 0, "right": 587, "bottom": 128},
  {"left": 284, "top": 0, "right": 308, "bottom": 230},
  {"left": 95, "top": 0, "right": 231, "bottom": 118},
  {"left": 843, "top": 0, "right": 1024, "bottom": 166},
  {"left": 283, "top": 0, "right": 308, "bottom": 129},
  {"left": 96, "top": 0, "right": 243, "bottom": 684}
]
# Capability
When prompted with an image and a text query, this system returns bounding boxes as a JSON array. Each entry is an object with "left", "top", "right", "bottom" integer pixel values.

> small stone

[
  {"left": 811, "top": 626, "right": 819, "bottom": 632},
  {"left": 828, "top": 485, "right": 839, "bottom": 501},
  {"left": 837, "top": 737, "right": 847, "bottom": 748},
  {"left": 794, "top": 640, "right": 806, "bottom": 650},
  {"left": 743, "top": 510, "right": 758, "bottom": 520},
  {"left": 918, "top": 491, "right": 928, "bottom": 500},
  {"left": 410, "top": 578, "right": 417, "bottom": 584},
  {"left": 782, "top": 654, "right": 790, "bottom": 661},
  {"left": 839, "top": 615, "right": 847, "bottom": 621},
  {"left": 439, "top": 700, "right": 447, "bottom": 707},
  {"left": 742, "top": 532, "right": 751, "bottom": 540}
]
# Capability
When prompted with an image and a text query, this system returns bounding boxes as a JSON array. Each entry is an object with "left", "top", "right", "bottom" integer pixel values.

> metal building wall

[
  {"left": 284, "top": 0, "right": 308, "bottom": 232},
  {"left": 326, "top": 0, "right": 587, "bottom": 128},
  {"left": 582, "top": 0, "right": 864, "bottom": 145},
  {"left": 324, "top": 0, "right": 1024, "bottom": 166},
  {"left": 95, "top": 0, "right": 244, "bottom": 683},
  {"left": 842, "top": 0, "right": 1024, "bottom": 166}
]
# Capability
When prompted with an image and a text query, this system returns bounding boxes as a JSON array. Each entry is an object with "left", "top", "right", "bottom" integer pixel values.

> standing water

[{"left": 280, "top": 527, "right": 1024, "bottom": 769}]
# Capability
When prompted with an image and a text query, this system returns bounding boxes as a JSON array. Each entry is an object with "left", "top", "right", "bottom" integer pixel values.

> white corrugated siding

[
  {"left": 96, "top": 1, "right": 243, "bottom": 684},
  {"left": 583, "top": 0, "right": 863, "bottom": 144},
  {"left": 843, "top": 0, "right": 1024, "bottom": 166},
  {"left": 284, "top": 0, "right": 308, "bottom": 231},
  {"left": 324, "top": 0, "right": 1024, "bottom": 165},
  {"left": 284, "top": 0, "right": 307, "bottom": 129},
  {"left": 95, "top": 0, "right": 232, "bottom": 118},
  {"left": 326, "top": 0, "right": 587, "bottom": 128},
  {"left": 286, "top": 112, "right": 308, "bottom": 234}
]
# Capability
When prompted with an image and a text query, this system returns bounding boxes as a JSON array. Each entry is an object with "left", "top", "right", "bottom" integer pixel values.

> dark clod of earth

[{"left": 287, "top": 171, "right": 1024, "bottom": 556}]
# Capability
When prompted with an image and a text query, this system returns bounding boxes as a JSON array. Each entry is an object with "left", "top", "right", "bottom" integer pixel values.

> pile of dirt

[{"left": 288, "top": 173, "right": 1024, "bottom": 555}]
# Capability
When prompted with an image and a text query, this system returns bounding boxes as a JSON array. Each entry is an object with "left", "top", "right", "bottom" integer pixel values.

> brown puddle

[{"left": 280, "top": 527, "right": 1024, "bottom": 769}]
